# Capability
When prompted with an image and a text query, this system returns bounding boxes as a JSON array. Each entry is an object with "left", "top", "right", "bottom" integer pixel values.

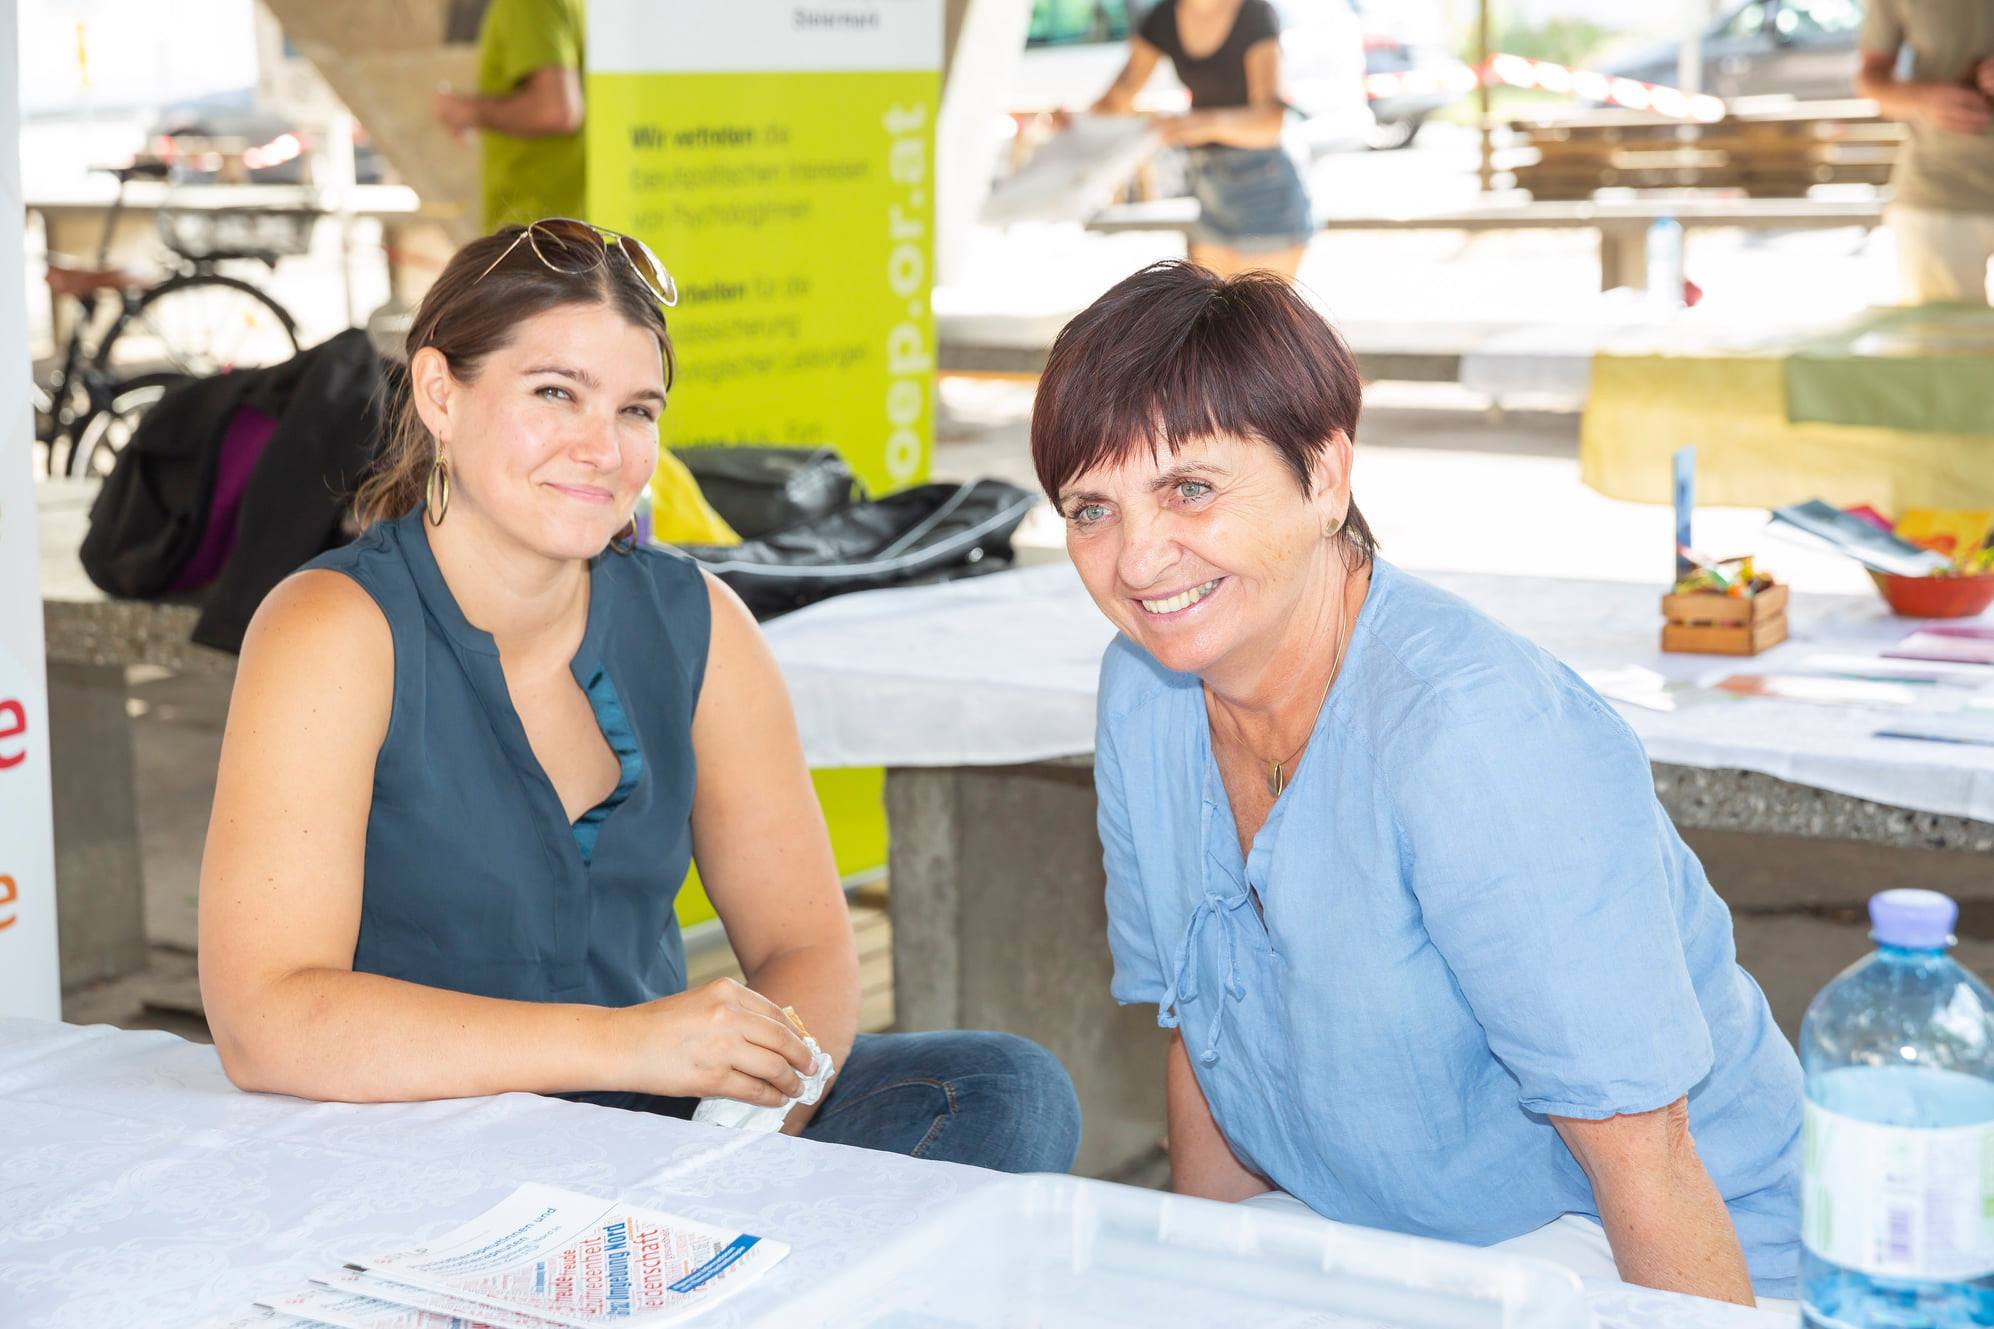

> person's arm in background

[
  {"left": 1854, "top": 0, "right": 1990, "bottom": 137},
  {"left": 1158, "top": 38, "right": 1285, "bottom": 149},
  {"left": 687, "top": 573, "right": 861, "bottom": 1134},
  {"left": 1166, "top": 1030, "right": 1272, "bottom": 1200},
  {"left": 1090, "top": 38, "right": 1165, "bottom": 115},
  {"left": 1553, "top": 1100, "right": 1756, "bottom": 1306},
  {"left": 436, "top": 66, "right": 583, "bottom": 141}
]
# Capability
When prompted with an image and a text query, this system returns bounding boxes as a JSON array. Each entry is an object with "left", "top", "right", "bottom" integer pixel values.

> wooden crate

[{"left": 1661, "top": 582, "right": 1789, "bottom": 655}]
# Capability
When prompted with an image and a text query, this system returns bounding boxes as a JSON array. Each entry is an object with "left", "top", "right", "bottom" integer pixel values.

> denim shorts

[{"left": 1187, "top": 144, "right": 1315, "bottom": 253}]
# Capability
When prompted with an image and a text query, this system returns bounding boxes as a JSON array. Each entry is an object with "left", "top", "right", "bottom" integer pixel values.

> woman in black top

[{"left": 1091, "top": 0, "right": 1313, "bottom": 278}]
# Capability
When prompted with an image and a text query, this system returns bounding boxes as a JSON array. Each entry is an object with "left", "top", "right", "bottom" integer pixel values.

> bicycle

[{"left": 36, "top": 161, "right": 307, "bottom": 478}]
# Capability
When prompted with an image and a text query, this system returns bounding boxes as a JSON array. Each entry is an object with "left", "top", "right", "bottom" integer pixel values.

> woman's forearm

[
  {"left": 1592, "top": 1158, "right": 1756, "bottom": 1304},
  {"left": 1553, "top": 1102, "right": 1755, "bottom": 1305},
  {"left": 739, "top": 941, "right": 861, "bottom": 1133},
  {"left": 210, "top": 966, "right": 627, "bottom": 1103},
  {"left": 1180, "top": 105, "right": 1285, "bottom": 149}
]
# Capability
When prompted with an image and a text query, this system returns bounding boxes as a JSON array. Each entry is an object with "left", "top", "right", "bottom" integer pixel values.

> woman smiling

[{"left": 1032, "top": 261, "right": 1801, "bottom": 1303}]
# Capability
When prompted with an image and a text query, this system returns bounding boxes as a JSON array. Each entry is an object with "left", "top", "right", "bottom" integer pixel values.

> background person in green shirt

[
  {"left": 433, "top": 0, "right": 587, "bottom": 229},
  {"left": 1857, "top": 0, "right": 1994, "bottom": 305}
]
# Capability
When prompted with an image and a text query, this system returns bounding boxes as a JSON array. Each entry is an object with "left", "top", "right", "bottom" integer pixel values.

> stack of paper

[{"left": 240, "top": 1185, "right": 785, "bottom": 1329}]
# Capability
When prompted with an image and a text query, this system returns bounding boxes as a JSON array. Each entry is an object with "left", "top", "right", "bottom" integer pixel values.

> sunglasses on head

[{"left": 476, "top": 217, "right": 678, "bottom": 307}]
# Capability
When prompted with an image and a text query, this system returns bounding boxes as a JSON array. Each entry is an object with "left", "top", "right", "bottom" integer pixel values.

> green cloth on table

[
  {"left": 477, "top": 0, "right": 586, "bottom": 231},
  {"left": 1784, "top": 304, "right": 1994, "bottom": 436}
]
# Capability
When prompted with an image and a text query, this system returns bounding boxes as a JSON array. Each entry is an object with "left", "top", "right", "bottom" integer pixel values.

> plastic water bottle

[
  {"left": 1801, "top": 890, "right": 1994, "bottom": 1328},
  {"left": 1645, "top": 216, "right": 1684, "bottom": 312}
]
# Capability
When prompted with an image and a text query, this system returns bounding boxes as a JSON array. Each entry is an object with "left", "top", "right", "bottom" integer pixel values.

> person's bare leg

[
  {"left": 1256, "top": 244, "right": 1308, "bottom": 281},
  {"left": 1189, "top": 242, "right": 1307, "bottom": 280},
  {"left": 1188, "top": 241, "right": 1240, "bottom": 276}
]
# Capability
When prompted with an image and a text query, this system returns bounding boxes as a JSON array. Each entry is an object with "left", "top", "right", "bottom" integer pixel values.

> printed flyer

[{"left": 341, "top": 1184, "right": 786, "bottom": 1328}]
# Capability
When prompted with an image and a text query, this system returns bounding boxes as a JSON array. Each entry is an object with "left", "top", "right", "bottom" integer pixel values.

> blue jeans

[
  {"left": 573, "top": 1030, "right": 1081, "bottom": 1174},
  {"left": 802, "top": 1031, "right": 1080, "bottom": 1172}
]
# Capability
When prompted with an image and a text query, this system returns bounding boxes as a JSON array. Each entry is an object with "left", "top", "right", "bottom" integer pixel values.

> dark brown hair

[
  {"left": 353, "top": 224, "right": 676, "bottom": 528},
  {"left": 1029, "top": 260, "right": 1375, "bottom": 565}
]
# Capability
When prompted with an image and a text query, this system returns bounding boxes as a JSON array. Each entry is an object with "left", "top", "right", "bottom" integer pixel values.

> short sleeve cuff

[
  {"left": 1110, "top": 973, "right": 1167, "bottom": 1008},
  {"left": 1517, "top": 1047, "right": 1713, "bottom": 1121}
]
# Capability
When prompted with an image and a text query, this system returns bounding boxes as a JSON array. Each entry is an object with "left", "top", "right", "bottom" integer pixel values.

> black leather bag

[
  {"left": 669, "top": 445, "right": 862, "bottom": 540},
  {"left": 679, "top": 478, "right": 1037, "bottom": 620}
]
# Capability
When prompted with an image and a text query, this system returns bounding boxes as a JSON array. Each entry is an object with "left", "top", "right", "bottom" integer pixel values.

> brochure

[
  {"left": 303, "top": 1267, "right": 578, "bottom": 1329},
  {"left": 1876, "top": 714, "right": 1994, "bottom": 748},
  {"left": 1715, "top": 673, "right": 1920, "bottom": 707},
  {"left": 342, "top": 1184, "right": 786, "bottom": 1329},
  {"left": 1884, "top": 632, "right": 1994, "bottom": 667},
  {"left": 257, "top": 1282, "right": 493, "bottom": 1329},
  {"left": 1767, "top": 500, "right": 1951, "bottom": 577}
]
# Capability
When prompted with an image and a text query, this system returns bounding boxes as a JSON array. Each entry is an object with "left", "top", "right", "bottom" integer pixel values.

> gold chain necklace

[{"left": 1211, "top": 603, "right": 1353, "bottom": 798}]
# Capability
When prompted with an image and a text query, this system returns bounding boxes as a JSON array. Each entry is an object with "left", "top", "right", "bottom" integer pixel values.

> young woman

[
  {"left": 198, "top": 220, "right": 1081, "bottom": 1170},
  {"left": 1090, "top": 0, "right": 1313, "bottom": 278}
]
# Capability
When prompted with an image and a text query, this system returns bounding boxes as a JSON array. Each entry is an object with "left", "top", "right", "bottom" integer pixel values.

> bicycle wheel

[
  {"left": 93, "top": 273, "right": 299, "bottom": 381},
  {"left": 63, "top": 371, "right": 189, "bottom": 479}
]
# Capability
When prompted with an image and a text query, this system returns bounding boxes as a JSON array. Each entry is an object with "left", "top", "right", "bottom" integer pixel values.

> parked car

[
  {"left": 147, "top": 105, "right": 386, "bottom": 187},
  {"left": 1359, "top": 32, "right": 1475, "bottom": 149},
  {"left": 1602, "top": 0, "right": 1864, "bottom": 102}
]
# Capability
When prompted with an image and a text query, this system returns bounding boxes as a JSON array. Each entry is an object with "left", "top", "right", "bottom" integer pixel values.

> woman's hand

[
  {"left": 1913, "top": 82, "right": 1992, "bottom": 135},
  {"left": 614, "top": 978, "right": 817, "bottom": 1106},
  {"left": 1153, "top": 113, "right": 1205, "bottom": 148}
]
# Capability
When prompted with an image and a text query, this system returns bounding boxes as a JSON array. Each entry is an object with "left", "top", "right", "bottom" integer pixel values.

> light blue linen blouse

[{"left": 1095, "top": 557, "right": 1802, "bottom": 1296}]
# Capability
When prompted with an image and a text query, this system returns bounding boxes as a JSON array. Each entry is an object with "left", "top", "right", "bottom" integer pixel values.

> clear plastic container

[
  {"left": 768, "top": 1174, "right": 1595, "bottom": 1328},
  {"left": 1801, "top": 889, "right": 1994, "bottom": 1328}
]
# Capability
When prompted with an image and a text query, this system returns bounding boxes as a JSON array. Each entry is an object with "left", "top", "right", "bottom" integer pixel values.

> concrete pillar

[
  {"left": 887, "top": 761, "right": 1168, "bottom": 1179},
  {"left": 936, "top": 0, "right": 1035, "bottom": 286},
  {"left": 46, "top": 663, "right": 145, "bottom": 989}
]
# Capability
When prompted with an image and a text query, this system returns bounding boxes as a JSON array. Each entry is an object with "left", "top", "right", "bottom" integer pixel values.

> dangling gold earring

[
  {"left": 609, "top": 516, "right": 637, "bottom": 556},
  {"left": 426, "top": 457, "right": 451, "bottom": 526}
]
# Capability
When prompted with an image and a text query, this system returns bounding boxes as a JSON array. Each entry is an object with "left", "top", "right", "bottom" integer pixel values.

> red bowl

[{"left": 1870, "top": 571, "right": 1994, "bottom": 618}]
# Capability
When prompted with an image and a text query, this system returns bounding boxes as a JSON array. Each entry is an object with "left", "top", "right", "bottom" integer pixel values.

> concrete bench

[{"left": 1085, "top": 194, "right": 1887, "bottom": 292}]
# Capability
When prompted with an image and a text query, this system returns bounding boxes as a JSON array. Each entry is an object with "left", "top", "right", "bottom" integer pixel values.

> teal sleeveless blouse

[{"left": 302, "top": 508, "right": 709, "bottom": 1007}]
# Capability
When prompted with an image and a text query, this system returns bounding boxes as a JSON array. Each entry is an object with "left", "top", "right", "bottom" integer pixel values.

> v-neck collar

[
  {"left": 1196, "top": 557, "right": 1398, "bottom": 888},
  {"left": 394, "top": 506, "right": 612, "bottom": 683}
]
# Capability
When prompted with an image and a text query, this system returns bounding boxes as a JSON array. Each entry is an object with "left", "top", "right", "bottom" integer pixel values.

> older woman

[
  {"left": 1030, "top": 261, "right": 1800, "bottom": 1304},
  {"left": 198, "top": 220, "right": 1080, "bottom": 1171}
]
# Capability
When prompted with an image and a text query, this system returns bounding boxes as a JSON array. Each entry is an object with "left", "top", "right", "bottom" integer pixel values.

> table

[
  {"left": 764, "top": 562, "right": 1994, "bottom": 831},
  {"left": 0, "top": 1017, "right": 1786, "bottom": 1329},
  {"left": 1579, "top": 311, "right": 1994, "bottom": 513},
  {"left": 1084, "top": 194, "right": 1885, "bottom": 294}
]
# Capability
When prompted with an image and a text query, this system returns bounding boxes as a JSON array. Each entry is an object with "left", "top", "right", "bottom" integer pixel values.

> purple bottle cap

[{"left": 1869, "top": 889, "right": 1957, "bottom": 949}]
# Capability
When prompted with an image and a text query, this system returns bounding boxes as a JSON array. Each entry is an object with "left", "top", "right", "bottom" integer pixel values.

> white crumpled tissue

[{"left": 690, "top": 1007, "right": 836, "bottom": 1134}]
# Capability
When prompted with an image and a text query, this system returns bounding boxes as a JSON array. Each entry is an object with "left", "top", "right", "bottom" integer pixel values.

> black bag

[
  {"left": 680, "top": 478, "right": 1037, "bottom": 620},
  {"left": 670, "top": 445, "right": 861, "bottom": 539}
]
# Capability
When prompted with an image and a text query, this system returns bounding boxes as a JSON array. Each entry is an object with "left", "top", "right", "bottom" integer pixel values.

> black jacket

[{"left": 80, "top": 329, "right": 391, "bottom": 653}]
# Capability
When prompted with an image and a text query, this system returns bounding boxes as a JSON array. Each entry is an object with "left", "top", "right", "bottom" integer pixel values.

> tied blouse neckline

[{"left": 1161, "top": 562, "right": 1390, "bottom": 1066}]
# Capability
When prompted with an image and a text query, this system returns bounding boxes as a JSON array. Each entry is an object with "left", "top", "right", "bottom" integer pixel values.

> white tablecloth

[
  {"left": 764, "top": 563, "right": 1994, "bottom": 824},
  {"left": 0, "top": 1019, "right": 1784, "bottom": 1329}
]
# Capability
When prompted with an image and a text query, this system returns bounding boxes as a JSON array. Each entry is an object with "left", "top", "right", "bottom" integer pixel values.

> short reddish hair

[{"left": 1029, "top": 261, "right": 1374, "bottom": 563}]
